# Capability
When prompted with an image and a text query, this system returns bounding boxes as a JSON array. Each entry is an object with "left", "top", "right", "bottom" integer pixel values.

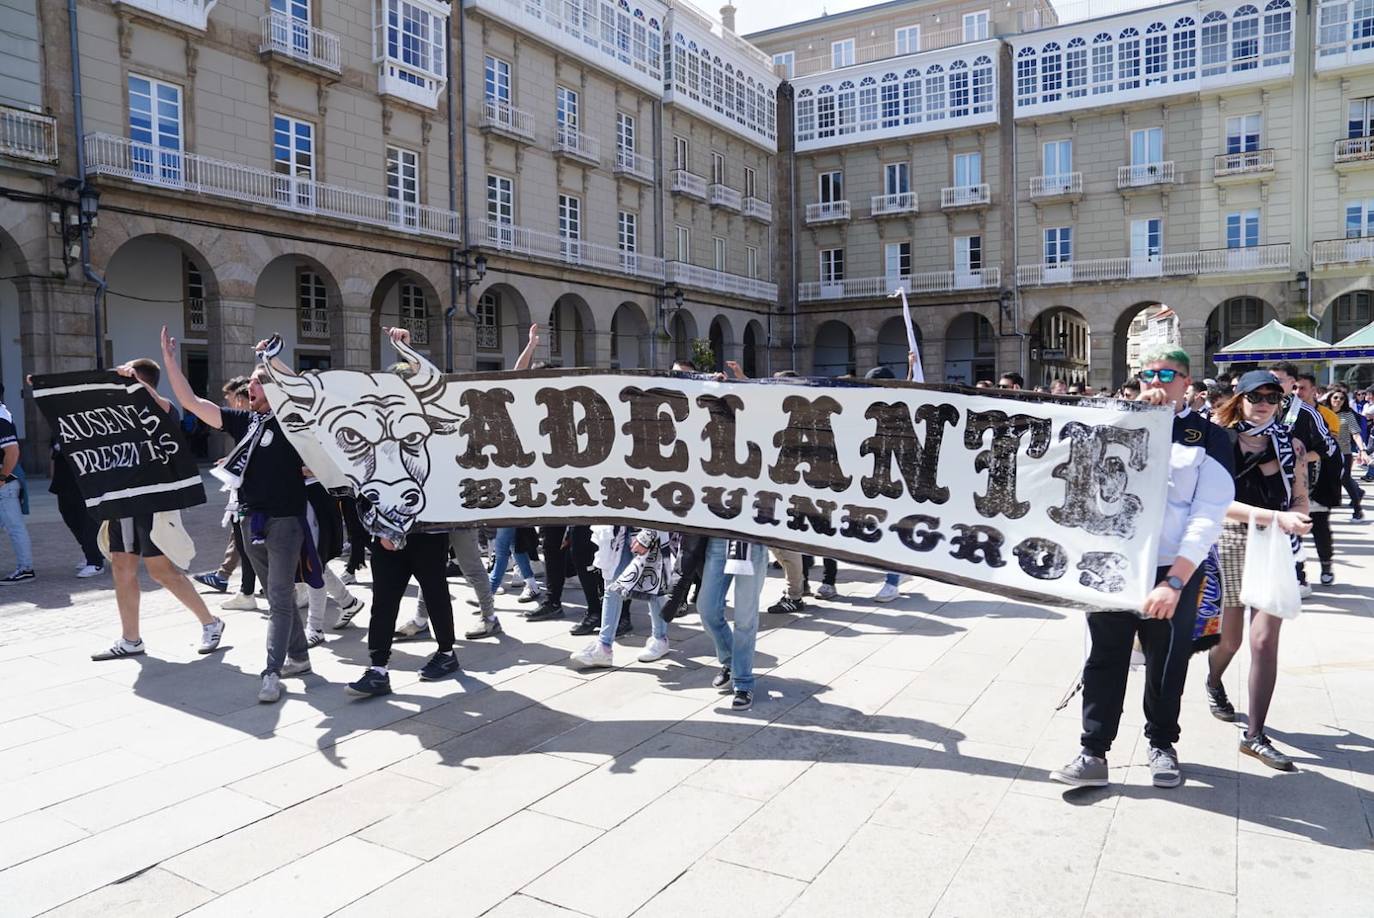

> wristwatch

[{"left": 1163, "top": 575, "right": 1185, "bottom": 591}]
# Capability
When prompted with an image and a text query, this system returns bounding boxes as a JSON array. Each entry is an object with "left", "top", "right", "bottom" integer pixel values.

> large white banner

[{"left": 265, "top": 354, "right": 1173, "bottom": 610}]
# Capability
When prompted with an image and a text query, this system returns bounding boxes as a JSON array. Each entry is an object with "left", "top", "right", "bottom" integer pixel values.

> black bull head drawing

[{"left": 264, "top": 339, "right": 462, "bottom": 542}]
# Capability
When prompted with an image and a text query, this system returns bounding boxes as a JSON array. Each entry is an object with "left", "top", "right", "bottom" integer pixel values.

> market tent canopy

[
  {"left": 1329, "top": 320, "right": 1374, "bottom": 360},
  {"left": 1213, "top": 320, "right": 1332, "bottom": 364}
]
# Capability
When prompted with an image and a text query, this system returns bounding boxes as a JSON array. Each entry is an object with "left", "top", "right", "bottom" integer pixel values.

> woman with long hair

[
  {"left": 1205, "top": 371, "right": 1313, "bottom": 770},
  {"left": 1324, "top": 388, "right": 1368, "bottom": 521}
]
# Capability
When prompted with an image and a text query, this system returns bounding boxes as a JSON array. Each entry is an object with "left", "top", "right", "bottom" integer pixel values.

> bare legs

[
  {"left": 1206, "top": 604, "right": 1284, "bottom": 737},
  {"left": 111, "top": 551, "right": 215, "bottom": 643}
]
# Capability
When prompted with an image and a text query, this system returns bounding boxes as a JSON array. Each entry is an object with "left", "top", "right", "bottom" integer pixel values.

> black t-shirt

[{"left": 220, "top": 408, "right": 306, "bottom": 517}]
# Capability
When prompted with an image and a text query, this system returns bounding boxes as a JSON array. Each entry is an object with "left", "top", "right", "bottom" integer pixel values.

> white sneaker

[
  {"left": 1299, "top": 582, "right": 1313, "bottom": 599},
  {"left": 305, "top": 628, "right": 326, "bottom": 648},
  {"left": 258, "top": 673, "right": 282, "bottom": 703},
  {"left": 340, "top": 570, "right": 358, "bottom": 586},
  {"left": 815, "top": 583, "right": 838, "bottom": 600},
  {"left": 874, "top": 582, "right": 900, "bottom": 603},
  {"left": 198, "top": 618, "right": 225, "bottom": 654},
  {"left": 638, "top": 636, "right": 670, "bottom": 662},
  {"left": 517, "top": 583, "right": 543, "bottom": 603},
  {"left": 331, "top": 596, "right": 365, "bottom": 630},
  {"left": 281, "top": 657, "right": 312, "bottom": 677},
  {"left": 294, "top": 583, "right": 309, "bottom": 608},
  {"left": 76, "top": 564, "right": 105, "bottom": 578},
  {"left": 571, "top": 641, "right": 614, "bottom": 669},
  {"left": 395, "top": 617, "right": 430, "bottom": 639},
  {"left": 222, "top": 594, "right": 259, "bottom": 612}
]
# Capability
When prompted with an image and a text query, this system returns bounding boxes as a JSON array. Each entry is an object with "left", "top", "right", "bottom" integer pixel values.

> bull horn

[
  {"left": 262, "top": 354, "right": 319, "bottom": 409},
  {"left": 395, "top": 337, "right": 446, "bottom": 403}
]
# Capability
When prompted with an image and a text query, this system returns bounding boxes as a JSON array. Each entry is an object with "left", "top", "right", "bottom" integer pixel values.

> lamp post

[
  {"left": 448, "top": 249, "right": 487, "bottom": 372},
  {"left": 656, "top": 283, "right": 684, "bottom": 368}
]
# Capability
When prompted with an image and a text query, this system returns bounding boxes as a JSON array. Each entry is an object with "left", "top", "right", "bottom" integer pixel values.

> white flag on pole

[{"left": 888, "top": 287, "right": 925, "bottom": 383}]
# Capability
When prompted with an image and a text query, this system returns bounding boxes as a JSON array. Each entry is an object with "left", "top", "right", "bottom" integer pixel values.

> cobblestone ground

[{"left": 0, "top": 474, "right": 1371, "bottom": 917}]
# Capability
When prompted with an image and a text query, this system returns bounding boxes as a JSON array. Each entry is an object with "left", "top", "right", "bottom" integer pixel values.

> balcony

[
  {"left": 0, "top": 106, "right": 57, "bottom": 164},
  {"left": 1214, "top": 149, "right": 1275, "bottom": 181},
  {"left": 479, "top": 99, "right": 535, "bottom": 144},
  {"left": 259, "top": 12, "right": 341, "bottom": 74},
  {"left": 666, "top": 261, "right": 778, "bottom": 302},
  {"left": 84, "top": 133, "right": 461, "bottom": 241},
  {"left": 1314, "top": 237, "right": 1374, "bottom": 267},
  {"left": 805, "top": 201, "right": 851, "bottom": 224},
  {"left": 798, "top": 268, "right": 1000, "bottom": 302},
  {"left": 1334, "top": 136, "right": 1374, "bottom": 170},
  {"left": 299, "top": 308, "right": 330, "bottom": 340},
  {"left": 112, "top": 0, "right": 215, "bottom": 31},
  {"left": 871, "top": 192, "right": 919, "bottom": 217},
  {"left": 787, "top": 24, "right": 983, "bottom": 78},
  {"left": 374, "top": 0, "right": 449, "bottom": 110},
  {"left": 940, "top": 184, "right": 991, "bottom": 209},
  {"left": 613, "top": 148, "right": 655, "bottom": 184},
  {"left": 742, "top": 197, "right": 772, "bottom": 223},
  {"left": 1117, "top": 162, "right": 1176, "bottom": 190},
  {"left": 1029, "top": 173, "right": 1083, "bottom": 200},
  {"left": 551, "top": 125, "right": 600, "bottom": 167},
  {"left": 468, "top": 218, "right": 664, "bottom": 281},
  {"left": 1016, "top": 244, "right": 1291, "bottom": 286},
  {"left": 708, "top": 183, "right": 742, "bottom": 211},
  {"left": 670, "top": 169, "right": 707, "bottom": 199}
]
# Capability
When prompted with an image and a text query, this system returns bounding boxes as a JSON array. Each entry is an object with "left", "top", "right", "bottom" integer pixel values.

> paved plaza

[{"left": 0, "top": 475, "right": 1371, "bottom": 917}]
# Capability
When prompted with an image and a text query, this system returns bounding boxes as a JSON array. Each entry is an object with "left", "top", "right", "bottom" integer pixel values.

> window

[
  {"left": 1229, "top": 297, "right": 1261, "bottom": 327},
  {"left": 884, "top": 241, "right": 911, "bottom": 279},
  {"left": 884, "top": 162, "right": 910, "bottom": 196},
  {"left": 399, "top": 282, "right": 428, "bottom": 344},
  {"left": 484, "top": 55, "right": 510, "bottom": 103},
  {"left": 618, "top": 210, "right": 637, "bottom": 272},
  {"left": 1201, "top": 12, "right": 1228, "bottom": 77},
  {"left": 1045, "top": 227, "right": 1073, "bottom": 264},
  {"left": 1041, "top": 43, "right": 1063, "bottom": 102},
  {"left": 558, "top": 194, "right": 581, "bottom": 261},
  {"left": 746, "top": 245, "right": 759, "bottom": 278},
  {"left": 1346, "top": 199, "right": 1374, "bottom": 237},
  {"left": 711, "top": 151, "right": 725, "bottom": 184},
  {"left": 673, "top": 135, "right": 689, "bottom": 171},
  {"left": 714, "top": 236, "right": 727, "bottom": 272},
  {"left": 820, "top": 248, "right": 845, "bottom": 283},
  {"left": 773, "top": 51, "right": 794, "bottom": 79},
  {"left": 832, "top": 39, "right": 855, "bottom": 69},
  {"left": 1225, "top": 114, "right": 1261, "bottom": 153},
  {"left": 272, "top": 114, "right": 314, "bottom": 208},
  {"left": 556, "top": 85, "right": 579, "bottom": 132},
  {"left": 384, "top": 0, "right": 445, "bottom": 84},
  {"left": 1263, "top": 0, "right": 1292, "bottom": 63},
  {"left": 1091, "top": 34, "right": 1114, "bottom": 94},
  {"left": 955, "top": 235, "right": 983, "bottom": 273},
  {"left": 185, "top": 260, "right": 206, "bottom": 332},
  {"left": 676, "top": 225, "right": 690, "bottom": 261},
  {"left": 1232, "top": 5, "right": 1259, "bottom": 68},
  {"left": 386, "top": 145, "right": 419, "bottom": 227},
  {"left": 1131, "top": 217, "right": 1163, "bottom": 264},
  {"left": 1227, "top": 209, "right": 1260, "bottom": 248},
  {"left": 895, "top": 25, "right": 921, "bottom": 54},
  {"left": 486, "top": 174, "right": 513, "bottom": 224},
  {"left": 297, "top": 269, "right": 328, "bottom": 339},
  {"left": 744, "top": 166, "right": 757, "bottom": 199},
  {"left": 1334, "top": 291, "right": 1373, "bottom": 333},
  {"left": 1066, "top": 38, "right": 1088, "bottom": 97},
  {"left": 1131, "top": 127, "right": 1164, "bottom": 164},
  {"left": 1042, "top": 139, "right": 1072, "bottom": 178},
  {"left": 1349, "top": 98, "right": 1374, "bottom": 138},
  {"left": 1118, "top": 27, "right": 1141, "bottom": 89},
  {"left": 128, "top": 75, "right": 183, "bottom": 185},
  {"left": 954, "top": 151, "right": 982, "bottom": 187},
  {"left": 1144, "top": 23, "right": 1168, "bottom": 84},
  {"left": 963, "top": 11, "right": 989, "bottom": 42},
  {"left": 818, "top": 170, "right": 843, "bottom": 203},
  {"left": 1173, "top": 20, "right": 1197, "bottom": 79},
  {"left": 476, "top": 291, "right": 500, "bottom": 350}
]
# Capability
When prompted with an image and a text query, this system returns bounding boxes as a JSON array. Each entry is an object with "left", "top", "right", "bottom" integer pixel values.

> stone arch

[
  {"left": 813, "top": 319, "right": 855, "bottom": 378},
  {"left": 370, "top": 269, "right": 443, "bottom": 370},
  {"left": 548, "top": 293, "right": 596, "bottom": 367},
  {"left": 708, "top": 315, "right": 734, "bottom": 372},
  {"left": 668, "top": 309, "right": 700, "bottom": 366},
  {"left": 610, "top": 301, "right": 652, "bottom": 369},
  {"left": 742, "top": 319, "right": 766, "bottom": 377},
  {"left": 1328, "top": 289, "right": 1373, "bottom": 343},
  {"left": 255, "top": 253, "right": 342, "bottom": 372},
  {"left": 1111, "top": 299, "right": 1168, "bottom": 389},
  {"left": 471, "top": 281, "right": 532, "bottom": 370},
  {"left": 944, "top": 312, "right": 996, "bottom": 386},
  {"left": 1203, "top": 295, "right": 1278, "bottom": 378},
  {"left": 0, "top": 222, "right": 35, "bottom": 441},
  {"left": 1027, "top": 305, "right": 1092, "bottom": 388},
  {"left": 876, "top": 315, "right": 921, "bottom": 379}
]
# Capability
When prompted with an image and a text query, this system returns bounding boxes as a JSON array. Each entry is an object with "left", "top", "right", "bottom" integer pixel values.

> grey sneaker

[
  {"left": 1240, "top": 733, "right": 1295, "bottom": 771},
  {"left": 280, "top": 657, "right": 313, "bottom": 677},
  {"left": 1050, "top": 752, "right": 1109, "bottom": 787},
  {"left": 257, "top": 673, "right": 282, "bottom": 704},
  {"left": 464, "top": 616, "right": 503, "bottom": 640},
  {"left": 1148, "top": 745, "right": 1181, "bottom": 788}
]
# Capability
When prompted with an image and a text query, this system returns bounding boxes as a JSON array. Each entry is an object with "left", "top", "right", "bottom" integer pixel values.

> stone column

[
  {"left": 1089, "top": 334, "right": 1115, "bottom": 394},
  {"left": 996, "top": 334, "right": 1023, "bottom": 384},
  {"left": 921, "top": 338, "right": 946, "bottom": 384},
  {"left": 334, "top": 296, "right": 373, "bottom": 370},
  {"left": 210, "top": 298, "right": 258, "bottom": 396},
  {"left": 1178, "top": 324, "right": 1208, "bottom": 381},
  {"left": 854, "top": 340, "right": 879, "bottom": 375}
]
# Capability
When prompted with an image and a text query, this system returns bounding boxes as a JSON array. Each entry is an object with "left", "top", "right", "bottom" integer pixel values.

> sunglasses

[
  {"left": 1244, "top": 391, "right": 1283, "bottom": 405},
  {"left": 1138, "top": 368, "right": 1179, "bottom": 383}
]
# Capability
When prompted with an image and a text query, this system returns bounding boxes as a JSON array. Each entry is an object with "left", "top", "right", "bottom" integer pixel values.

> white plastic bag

[{"left": 1238, "top": 510, "right": 1302, "bottom": 620}]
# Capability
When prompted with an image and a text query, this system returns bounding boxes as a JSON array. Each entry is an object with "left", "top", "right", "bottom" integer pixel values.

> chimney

[{"left": 719, "top": 2, "right": 736, "bottom": 32}]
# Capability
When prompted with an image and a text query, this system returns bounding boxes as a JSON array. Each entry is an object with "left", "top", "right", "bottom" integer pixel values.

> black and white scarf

[
  {"left": 210, "top": 412, "right": 269, "bottom": 492},
  {"left": 1235, "top": 416, "right": 1296, "bottom": 507}
]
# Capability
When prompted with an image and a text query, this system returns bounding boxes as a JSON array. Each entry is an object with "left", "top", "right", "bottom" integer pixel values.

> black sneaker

[
  {"left": 1320, "top": 566, "right": 1335, "bottom": 586},
  {"left": 712, "top": 665, "right": 732, "bottom": 692},
  {"left": 570, "top": 613, "right": 600, "bottom": 636},
  {"left": 419, "top": 651, "right": 460, "bottom": 682},
  {"left": 731, "top": 690, "right": 753, "bottom": 711},
  {"left": 1, "top": 569, "right": 35, "bottom": 584},
  {"left": 767, "top": 596, "right": 805, "bottom": 615},
  {"left": 346, "top": 667, "right": 392, "bottom": 697},
  {"left": 193, "top": 571, "right": 229, "bottom": 592},
  {"left": 616, "top": 613, "right": 632, "bottom": 637},
  {"left": 802, "top": 579, "right": 812, "bottom": 596},
  {"left": 1206, "top": 682, "right": 1236, "bottom": 722},
  {"left": 527, "top": 601, "right": 564, "bottom": 622},
  {"left": 1240, "top": 732, "right": 1295, "bottom": 771}
]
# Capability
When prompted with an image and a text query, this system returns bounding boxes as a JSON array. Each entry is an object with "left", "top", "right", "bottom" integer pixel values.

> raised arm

[
  {"left": 513, "top": 323, "right": 539, "bottom": 371},
  {"left": 114, "top": 362, "right": 173, "bottom": 415},
  {"left": 160, "top": 325, "right": 223, "bottom": 429}
]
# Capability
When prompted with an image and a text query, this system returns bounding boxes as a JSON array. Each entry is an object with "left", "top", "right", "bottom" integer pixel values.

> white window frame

[
  {"left": 1131, "top": 126, "right": 1164, "bottom": 165},
  {"left": 744, "top": 166, "right": 757, "bottom": 198},
  {"left": 558, "top": 193, "right": 582, "bottom": 261},
  {"left": 746, "top": 245, "right": 759, "bottom": 278},
  {"left": 618, "top": 210, "right": 638, "bottom": 272},
  {"left": 895, "top": 25, "right": 921, "bottom": 55},
  {"left": 1042, "top": 139, "right": 1072, "bottom": 178},
  {"left": 955, "top": 234, "right": 983, "bottom": 274},
  {"left": 1350, "top": 97, "right": 1374, "bottom": 139},
  {"left": 616, "top": 111, "right": 635, "bottom": 155},
  {"left": 818, "top": 170, "right": 843, "bottom": 203},
  {"left": 386, "top": 144, "right": 419, "bottom": 227},
  {"left": 1226, "top": 209, "right": 1261, "bottom": 248},
  {"left": 1130, "top": 217, "right": 1164, "bottom": 274},
  {"left": 820, "top": 248, "right": 845, "bottom": 283},
  {"left": 380, "top": 0, "right": 447, "bottom": 87},
  {"left": 674, "top": 135, "right": 689, "bottom": 171},
  {"left": 1345, "top": 198, "right": 1374, "bottom": 237},
  {"left": 556, "top": 85, "right": 579, "bottom": 132},
  {"left": 884, "top": 241, "right": 912, "bottom": 279},
  {"left": 713, "top": 235, "right": 727, "bottom": 272},
  {"left": 884, "top": 162, "right": 910, "bottom": 196},
  {"left": 484, "top": 55, "right": 511, "bottom": 103},
  {"left": 127, "top": 74, "right": 184, "bottom": 186},
  {"left": 773, "top": 51, "right": 795, "bottom": 79},
  {"left": 711, "top": 151, "right": 725, "bottom": 185},
  {"left": 953, "top": 151, "right": 982, "bottom": 187},
  {"left": 675, "top": 225, "right": 691, "bottom": 262},
  {"left": 1225, "top": 113, "right": 1262, "bottom": 153},
  {"left": 963, "top": 10, "right": 990, "bottom": 42},
  {"left": 1044, "top": 226, "right": 1073, "bottom": 264},
  {"left": 272, "top": 113, "right": 315, "bottom": 209},
  {"left": 476, "top": 291, "right": 500, "bottom": 351},
  {"left": 832, "top": 39, "right": 855, "bottom": 69}
]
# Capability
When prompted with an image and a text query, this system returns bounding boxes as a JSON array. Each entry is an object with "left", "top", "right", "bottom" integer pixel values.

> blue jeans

[
  {"left": 598, "top": 538, "right": 667, "bottom": 645},
  {"left": 697, "top": 537, "right": 767, "bottom": 692},
  {"left": 0, "top": 481, "right": 33, "bottom": 571},
  {"left": 884, "top": 571, "right": 900, "bottom": 586},
  {"left": 488, "top": 527, "right": 534, "bottom": 592}
]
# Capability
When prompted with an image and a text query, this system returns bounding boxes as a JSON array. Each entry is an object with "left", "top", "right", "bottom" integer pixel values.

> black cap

[
  {"left": 865, "top": 365, "right": 896, "bottom": 380},
  {"left": 1235, "top": 370, "right": 1281, "bottom": 395}
]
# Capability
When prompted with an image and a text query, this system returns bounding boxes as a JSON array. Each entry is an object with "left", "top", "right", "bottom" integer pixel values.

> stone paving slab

[{"left": 0, "top": 481, "right": 1371, "bottom": 916}]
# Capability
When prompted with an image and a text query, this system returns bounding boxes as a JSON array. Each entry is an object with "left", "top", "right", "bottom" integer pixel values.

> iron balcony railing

[
  {"left": 871, "top": 192, "right": 919, "bottom": 215},
  {"left": 805, "top": 200, "right": 851, "bottom": 223},
  {"left": 798, "top": 267, "right": 1000, "bottom": 301},
  {"left": 1029, "top": 173, "right": 1082, "bottom": 198},
  {"left": 1334, "top": 136, "right": 1374, "bottom": 163},
  {"left": 741, "top": 197, "right": 772, "bottom": 222},
  {"left": 1314, "top": 237, "right": 1374, "bottom": 266},
  {"left": 708, "top": 183, "right": 742, "bottom": 210},
  {"left": 468, "top": 218, "right": 664, "bottom": 281},
  {"left": 1214, "top": 149, "right": 1275, "bottom": 177},
  {"left": 666, "top": 261, "right": 777, "bottom": 302},
  {"left": 670, "top": 169, "right": 707, "bottom": 198},
  {"left": 1117, "top": 161, "right": 1176, "bottom": 188},
  {"left": 0, "top": 105, "right": 57, "bottom": 163},
  {"left": 1017, "top": 243, "right": 1291, "bottom": 285},
  {"left": 613, "top": 148, "right": 655, "bottom": 183},
  {"left": 940, "top": 184, "right": 991, "bottom": 208},
  {"left": 480, "top": 99, "right": 535, "bottom": 142},
  {"left": 259, "top": 12, "right": 342, "bottom": 72},
  {"left": 552, "top": 125, "right": 600, "bottom": 165}
]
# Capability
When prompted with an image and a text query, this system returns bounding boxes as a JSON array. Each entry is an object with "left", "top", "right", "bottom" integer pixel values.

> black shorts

[{"left": 107, "top": 516, "right": 163, "bottom": 558}]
